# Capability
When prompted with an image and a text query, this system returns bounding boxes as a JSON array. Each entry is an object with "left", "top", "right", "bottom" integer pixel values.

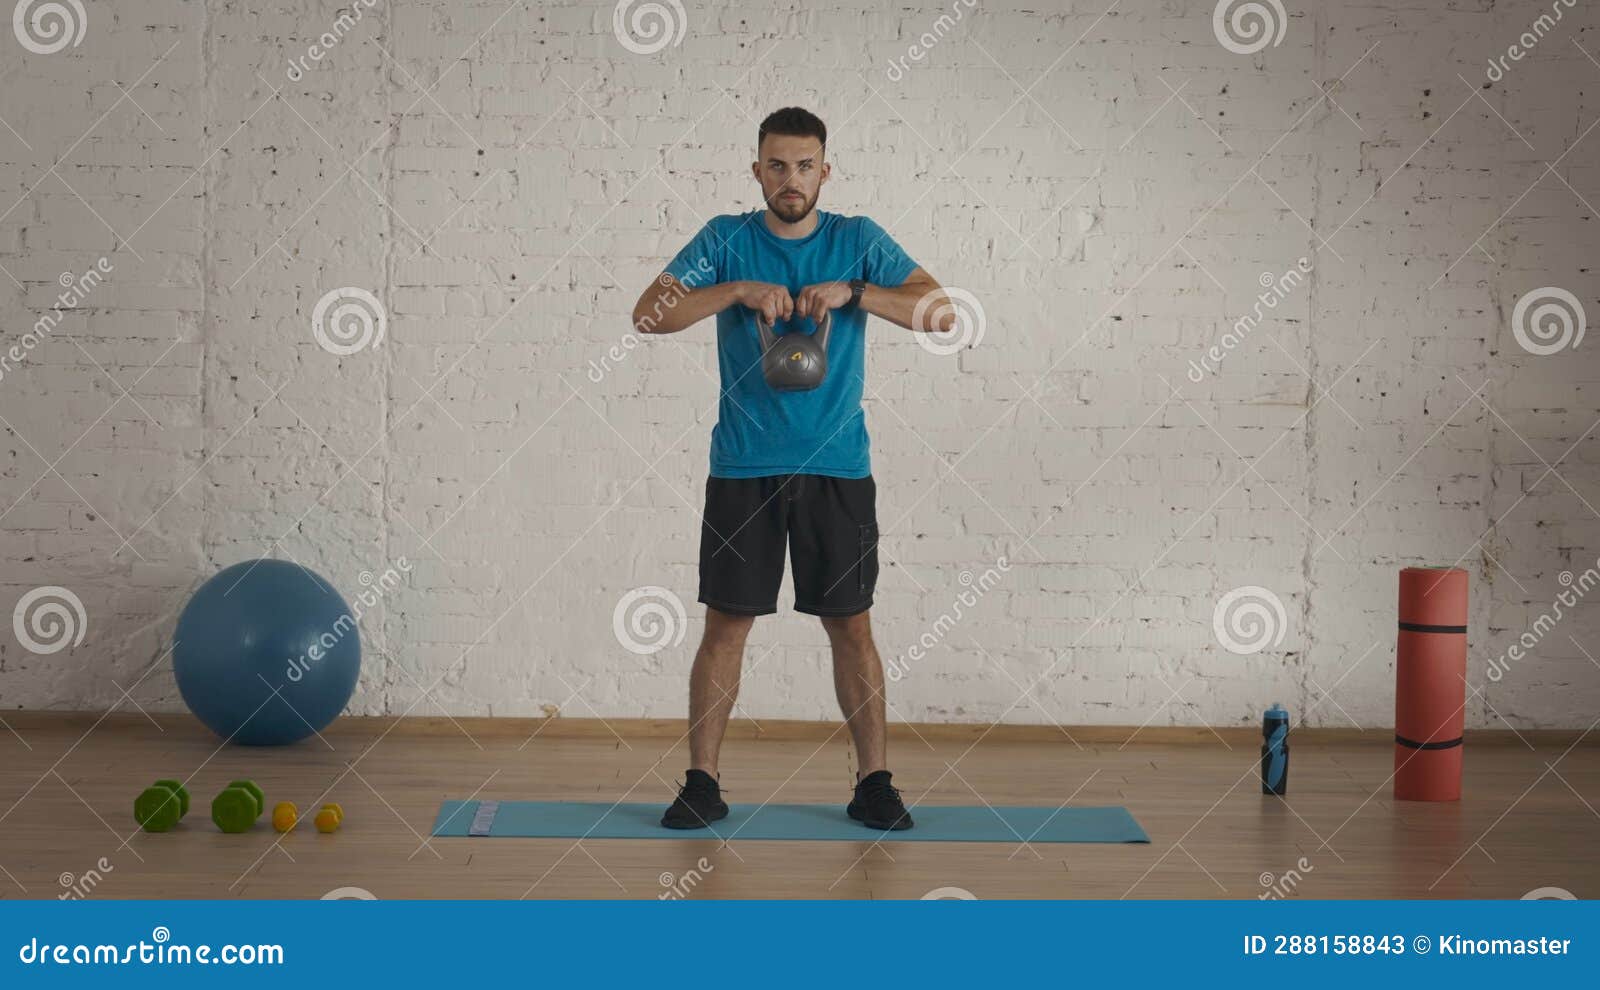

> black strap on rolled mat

[
  {"left": 1397, "top": 621, "right": 1467, "bottom": 634},
  {"left": 1394, "top": 734, "right": 1463, "bottom": 751}
]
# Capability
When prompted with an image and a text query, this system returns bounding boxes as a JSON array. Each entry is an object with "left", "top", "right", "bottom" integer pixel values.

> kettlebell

[{"left": 756, "top": 310, "right": 832, "bottom": 392}]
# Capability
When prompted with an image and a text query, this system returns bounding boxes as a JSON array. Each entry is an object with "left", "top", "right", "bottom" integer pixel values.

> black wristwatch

[{"left": 847, "top": 278, "right": 867, "bottom": 309}]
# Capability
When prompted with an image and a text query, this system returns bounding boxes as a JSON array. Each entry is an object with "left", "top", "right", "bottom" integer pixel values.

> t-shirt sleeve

[
  {"left": 662, "top": 221, "right": 724, "bottom": 288},
  {"left": 857, "top": 217, "right": 920, "bottom": 288}
]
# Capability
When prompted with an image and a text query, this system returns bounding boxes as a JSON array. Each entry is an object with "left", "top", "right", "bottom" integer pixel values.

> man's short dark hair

[{"left": 758, "top": 107, "right": 826, "bottom": 152}]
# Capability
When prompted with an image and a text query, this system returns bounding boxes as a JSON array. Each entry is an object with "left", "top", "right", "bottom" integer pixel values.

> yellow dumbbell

[
  {"left": 314, "top": 803, "right": 344, "bottom": 833},
  {"left": 271, "top": 801, "right": 298, "bottom": 833}
]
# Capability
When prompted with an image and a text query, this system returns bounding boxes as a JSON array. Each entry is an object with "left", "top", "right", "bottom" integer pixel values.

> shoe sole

[
  {"left": 847, "top": 804, "right": 914, "bottom": 831},
  {"left": 660, "top": 806, "right": 729, "bottom": 830}
]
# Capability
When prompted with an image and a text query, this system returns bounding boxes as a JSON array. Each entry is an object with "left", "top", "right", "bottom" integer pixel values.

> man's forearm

[
  {"left": 635, "top": 280, "right": 744, "bottom": 335},
  {"left": 857, "top": 280, "right": 953, "bottom": 333}
]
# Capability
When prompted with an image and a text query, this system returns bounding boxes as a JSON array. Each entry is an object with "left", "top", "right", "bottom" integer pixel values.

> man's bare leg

[
  {"left": 687, "top": 607, "right": 756, "bottom": 776},
  {"left": 822, "top": 610, "right": 887, "bottom": 779}
]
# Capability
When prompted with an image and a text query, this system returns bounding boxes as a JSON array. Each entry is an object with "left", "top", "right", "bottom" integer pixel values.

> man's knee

[
  {"left": 703, "top": 606, "right": 756, "bottom": 648},
  {"left": 820, "top": 609, "right": 873, "bottom": 646}
]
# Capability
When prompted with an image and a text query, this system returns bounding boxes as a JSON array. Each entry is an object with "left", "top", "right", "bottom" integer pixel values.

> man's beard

[{"left": 768, "top": 189, "right": 815, "bottom": 223}]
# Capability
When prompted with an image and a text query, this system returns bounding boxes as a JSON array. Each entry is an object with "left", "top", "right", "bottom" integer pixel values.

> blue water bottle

[{"left": 1261, "top": 704, "right": 1289, "bottom": 795}]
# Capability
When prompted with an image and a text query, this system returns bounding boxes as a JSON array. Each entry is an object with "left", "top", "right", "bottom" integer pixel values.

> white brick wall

[{"left": 0, "top": 1, "right": 1595, "bottom": 729}]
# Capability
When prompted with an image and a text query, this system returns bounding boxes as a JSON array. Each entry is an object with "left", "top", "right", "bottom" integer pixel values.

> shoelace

[
  {"left": 679, "top": 777, "right": 724, "bottom": 800},
  {"left": 858, "top": 779, "right": 902, "bottom": 806}
]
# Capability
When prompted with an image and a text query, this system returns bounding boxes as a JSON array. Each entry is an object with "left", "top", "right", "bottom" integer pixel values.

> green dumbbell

[
  {"left": 228, "top": 779, "right": 264, "bottom": 810},
  {"left": 211, "top": 779, "right": 265, "bottom": 833},
  {"left": 134, "top": 779, "right": 191, "bottom": 832}
]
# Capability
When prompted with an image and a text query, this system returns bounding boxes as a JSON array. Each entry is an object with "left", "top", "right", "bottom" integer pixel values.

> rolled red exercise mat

[{"left": 1393, "top": 566, "right": 1468, "bottom": 801}]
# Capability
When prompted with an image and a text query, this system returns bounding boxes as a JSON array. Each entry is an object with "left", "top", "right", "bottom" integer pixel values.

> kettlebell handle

[{"left": 755, "top": 309, "right": 832, "bottom": 352}]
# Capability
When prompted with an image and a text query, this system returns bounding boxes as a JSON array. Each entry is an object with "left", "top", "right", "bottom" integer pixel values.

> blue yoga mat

[{"left": 432, "top": 800, "right": 1149, "bottom": 843}]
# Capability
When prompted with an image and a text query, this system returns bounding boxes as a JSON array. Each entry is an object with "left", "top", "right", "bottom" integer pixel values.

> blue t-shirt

[{"left": 662, "top": 210, "right": 920, "bottom": 479}]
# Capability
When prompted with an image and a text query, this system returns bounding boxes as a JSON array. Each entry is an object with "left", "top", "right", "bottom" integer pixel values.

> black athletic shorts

[{"left": 698, "top": 473, "right": 878, "bottom": 617}]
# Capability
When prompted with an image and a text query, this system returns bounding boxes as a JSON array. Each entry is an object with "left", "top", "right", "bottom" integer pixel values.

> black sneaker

[
  {"left": 661, "top": 769, "right": 729, "bottom": 829},
  {"left": 847, "top": 769, "right": 914, "bottom": 830}
]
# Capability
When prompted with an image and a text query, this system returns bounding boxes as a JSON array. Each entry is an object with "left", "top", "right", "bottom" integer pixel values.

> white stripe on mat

[{"left": 468, "top": 800, "right": 499, "bottom": 837}]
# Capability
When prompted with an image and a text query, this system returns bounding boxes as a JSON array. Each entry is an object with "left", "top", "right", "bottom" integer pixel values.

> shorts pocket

[{"left": 858, "top": 523, "right": 879, "bottom": 596}]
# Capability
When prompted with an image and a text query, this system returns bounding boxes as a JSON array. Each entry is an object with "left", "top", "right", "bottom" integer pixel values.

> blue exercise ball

[{"left": 174, "top": 558, "right": 361, "bottom": 746}]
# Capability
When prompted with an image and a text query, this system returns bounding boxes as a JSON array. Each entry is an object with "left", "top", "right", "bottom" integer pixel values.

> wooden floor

[{"left": 2, "top": 714, "right": 1596, "bottom": 900}]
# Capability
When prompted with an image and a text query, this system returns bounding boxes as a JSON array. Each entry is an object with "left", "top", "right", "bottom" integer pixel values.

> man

[{"left": 632, "top": 107, "right": 954, "bottom": 831}]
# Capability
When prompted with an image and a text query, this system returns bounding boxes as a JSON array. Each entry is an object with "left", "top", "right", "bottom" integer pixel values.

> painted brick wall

[{"left": 0, "top": 0, "right": 1595, "bottom": 730}]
